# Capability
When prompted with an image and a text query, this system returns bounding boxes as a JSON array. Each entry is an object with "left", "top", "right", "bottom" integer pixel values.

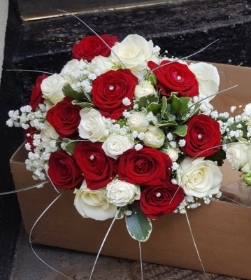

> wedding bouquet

[{"left": 7, "top": 33, "right": 230, "bottom": 241}]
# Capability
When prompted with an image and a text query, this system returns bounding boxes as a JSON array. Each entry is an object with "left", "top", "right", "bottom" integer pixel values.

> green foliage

[
  {"left": 63, "top": 83, "right": 92, "bottom": 103},
  {"left": 137, "top": 94, "right": 159, "bottom": 110},
  {"left": 171, "top": 124, "right": 188, "bottom": 137},
  {"left": 125, "top": 205, "right": 152, "bottom": 242},
  {"left": 65, "top": 141, "right": 78, "bottom": 155}
]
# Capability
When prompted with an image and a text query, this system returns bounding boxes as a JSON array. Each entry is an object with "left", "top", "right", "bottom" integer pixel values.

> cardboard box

[{"left": 10, "top": 63, "right": 251, "bottom": 279}]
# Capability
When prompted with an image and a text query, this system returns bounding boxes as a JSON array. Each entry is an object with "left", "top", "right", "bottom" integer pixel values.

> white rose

[
  {"left": 166, "top": 147, "right": 179, "bottom": 162},
  {"left": 89, "top": 56, "right": 113, "bottom": 74},
  {"left": 143, "top": 126, "right": 165, "bottom": 148},
  {"left": 102, "top": 134, "right": 134, "bottom": 159},
  {"left": 78, "top": 108, "right": 107, "bottom": 142},
  {"left": 111, "top": 34, "right": 153, "bottom": 74},
  {"left": 127, "top": 111, "right": 149, "bottom": 133},
  {"left": 189, "top": 62, "right": 219, "bottom": 101},
  {"left": 40, "top": 122, "right": 59, "bottom": 148},
  {"left": 134, "top": 80, "right": 157, "bottom": 100},
  {"left": 244, "top": 103, "right": 251, "bottom": 115},
  {"left": 41, "top": 74, "right": 67, "bottom": 104},
  {"left": 106, "top": 179, "right": 140, "bottom": 207},
  {"left": 177, "top": 157, "right": 222, "bottom": 198},
  {"left": 74, "top": 181, "right": 117, "bottom": 221},
  {"left": 240, "top": 144, "right": 251, "bottom": 173},
  {"left": 226, "top": 142, "right": 249, "bottom": 171}
]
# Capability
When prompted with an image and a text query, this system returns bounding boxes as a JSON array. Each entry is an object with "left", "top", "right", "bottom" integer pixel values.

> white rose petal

[
  {"left": 134, "top": 80, "right": 157, "bottom": 100},
  {"left": 166, "top": 147, "right": 179, "bottom": 162},
  {"left": 102, "top": 134, "right": 134, "bottom": 159},
  {"left": 111, "top": 34, "right": 153, "bottom": 74},
  {"left": 40, "top": 122, "right": 59, "bottom": 149},
  {"left": 143, "top": 126, "right": 165, "bottom": 148},
  {"left": 74, "top": 181, "right": 117, "bottom": 221},
  {"left": 226, "top": 142, "right": 249, "bottom": 171},
  {"left": 78, "top": 108, "right": 107, "bottom": 142},
  {"left": 89, "top": 55, "right": 113, "bottom": 74},
  {"left": 244, "top": 103, "right": 251, "bottom": 115},
  {"left": 127, "top": 111, "right": 149, "bottom": 133},
  {"left": 41, "top": 74, "right": 68, "bottom": 104},
  {"left": 189, "top": 62, "right": 219, "bottom": 101},
  {"left": 106, "top": 179, "right": 140, "bottom": 207},
  {"left": 177, "top": 157, "right": 222, "bottom": 198}
]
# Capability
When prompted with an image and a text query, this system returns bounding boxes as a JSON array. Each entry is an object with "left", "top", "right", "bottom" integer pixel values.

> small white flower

[
  {"left": 122, "top": 97, "right": 131, "bottom": 106},
  {"left": 135, "top": 143, "right": 143, "bottom": 151},
  {"left": 178, "top": 139, "right": 186, "bottom": 147}
]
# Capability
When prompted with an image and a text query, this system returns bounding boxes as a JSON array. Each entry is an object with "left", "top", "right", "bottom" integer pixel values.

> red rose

[
  {"left": 148, "top": 60, "right": 199, "bottom": 97},
  {"left": 73, "top": 141, "right": 117, "bottom": 190},
  {"left": 92, "top": 69, "right": 138, "bottom": 119},
  {"left": 29, "top": 74, "right": 47, "bottom": 111},
  {"left": 140, "top": 183, "right": 184, "bottom": 219},
  {"left": 48, "top": 150, "right": 83, "bottom": 189},
  {"left": 46, "top": 97, "right": 81, "bottom": 139},
  {"left": 72, "top": 34, "right": 118, "bottom": 62},
  {"left": 181, "top": 114, "right": 221, "bottom": 157},
  {"left": 118, "top": 147, "right": 172, "bottom": 186},
  {"left": 24, "top": 126, "right": 39, "bottom": 152}
]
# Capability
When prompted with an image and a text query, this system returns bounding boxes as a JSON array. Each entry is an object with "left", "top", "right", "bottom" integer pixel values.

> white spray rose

[
  {"left": 89, "top": 56, "right": 113, "bottom": 74},
  {"left": 177, "top": 157, "right": 222, "bottom": 198},
  {"left": 226, "top": 142, "right": 249, "bottom": 171},
  {"left": 74, "top": 181, "right": 117, "bottom": 221},
  {"left": 165, "top": 147, "right": 179, "bottom": 162},
  {"left": 78, "top": 108, "right": 107, "bottom": 142},
  {"left": 40, "top": 122, "right": 59, "bottom": 148},
  {"left": 127, "top": 111, "right": 149, "bottom": 133},
  {"left": 106, "top": 179, "right": 140, "bottom": 207},
  {"left": 102, "top": 134, "right": 134, "bottom": 159},
  {"left": 111, "top": 34, "right": 153, "bottom": 74},
  {"left": 189, "top": 62, "right": 219, "bottom": 101},
  {"left": 134, "top": 80, "right": 157, "bottom": 100},
  {"left": 41, "top": 74, "right": 67, "bottom": 104},
  {"left": 143, "top": 126, "right": 165, "bottom": 148}
]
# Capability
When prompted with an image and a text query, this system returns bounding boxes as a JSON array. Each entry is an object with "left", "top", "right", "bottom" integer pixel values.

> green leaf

[
  {"left": 179, "top": 97, "right": 191, "bottom": 114},
  {"left": 137, "top": 94, "right": 159, "bottom": 109},
  {"left": 147, "top": 103, "right": 161, "bottom": 114},
  {"left": 171, "top": 124, "right": 187, "bottom": 137},
  {"left": 72, "top": 100, "right": 94, "bottom": 108},
  {"left": 125, "top": 206, "right": 152, "bottom": 242},
  {"left": 145, "top": 73, "right": 157, "bottom": 86},
  {"left": 168, "top": 93, "right": 181, "bottom": 114},
  {"left": 161, "top": 96, "right": 167, "bottom": 118},
  {"left": 62, "top": 83, "right": 84, "bottom": 100},
  {"left": 157, "top": 120, "right": 177, "bottom": 128},
  {"left": 65, "top": 141, "right": 78, "bottom": 155}
]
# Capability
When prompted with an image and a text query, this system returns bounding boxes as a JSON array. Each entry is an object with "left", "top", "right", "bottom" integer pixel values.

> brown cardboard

[{"left": 9, "top": 63, "right": 251, "bottom": 279}]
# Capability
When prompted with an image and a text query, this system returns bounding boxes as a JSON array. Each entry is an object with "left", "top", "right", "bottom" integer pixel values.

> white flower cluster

[{"left": 7, "top": 104, "right": 47, "bottom": 130}]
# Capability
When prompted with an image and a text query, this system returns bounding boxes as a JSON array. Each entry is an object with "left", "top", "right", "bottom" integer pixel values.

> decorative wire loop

[
  {"left": 89, "top": 211, "right": 119, "bottom": 280},
  {"left": 29, "top": 191, "right": 73, "bottom": 280}
]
